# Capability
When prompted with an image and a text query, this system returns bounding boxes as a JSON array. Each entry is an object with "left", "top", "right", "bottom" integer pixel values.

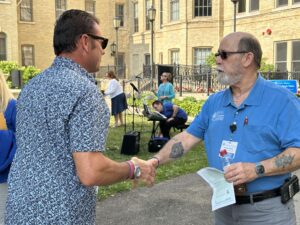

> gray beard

[{"left": 217, "top": 72, "right": 242, "bottom": 86}]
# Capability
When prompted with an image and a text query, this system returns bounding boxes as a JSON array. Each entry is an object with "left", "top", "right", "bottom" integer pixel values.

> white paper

[{"left": 197, "top": 167, "right": 236, "bottom": 211}]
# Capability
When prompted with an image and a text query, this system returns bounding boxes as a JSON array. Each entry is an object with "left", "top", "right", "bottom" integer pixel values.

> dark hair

[
  {"left": 53, "top": 9, "right": 99, "bottom": 55},
  {"left": 238, "top": 35, "right": 262, "bottom": 69},
  {"left": 152, "top": 100, "right": 163, "bottom": 107},
  {"left": 107, "top": 71, "right": 118, "bottom": 81}
]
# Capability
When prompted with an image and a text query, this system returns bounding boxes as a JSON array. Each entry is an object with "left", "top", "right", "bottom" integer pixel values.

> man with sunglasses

[
  {"left": 5, "top": 9, "right": 155, "bottom": 225},
  {"left": 148, "top": 32, "right": 300, "bottom": 225}
]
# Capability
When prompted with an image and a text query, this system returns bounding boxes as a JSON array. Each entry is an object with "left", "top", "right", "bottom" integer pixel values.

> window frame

[
  {"left": 55, "top": 0, "right": 67, "bottom": 20},
  {"left": 145, "top": 0, "right": 151, "bottom": 30},
  {"left": 194, "top": 0, "right": 212, "bottom": 17},
  {"left": 275, "top": 42, "right": 287, "bottom": 72},
  {"left": 116, "top": 4, "right": 124, "bottom": 27},
  {"left": 292, "top": 40, "right": 300, "bottom": 72},
  {"left": 170, "top": 0, "right": 179, "bottom": 21},
  {"left": 0, "top": 32, "right": 7, "bottom": 61},
  {"left": 249, "top": 0, "right": 259, "bottom": 12},
  {"left": 21, "top": 44, "right": 35, "bottom": 66},
  {"left": 85, "top": 0, "right": 95, "bottom": 15},
  {"left": 238, "top": 0, "right": 246, "bottom": 13},
  {"left": 20, "top": 0, "right": 33, "bottom": 22},
  {"left": 133, "top": 2, "right": 139, "bottom": 33},
  {"left": 170, "top": 49, "right": 180, "bottom": 64},
  {"left": 276, "top": 0, "right": 288, "bottom": 8},
  {"left": 193, "top": 47, "right": 212, "bottom": 65}
]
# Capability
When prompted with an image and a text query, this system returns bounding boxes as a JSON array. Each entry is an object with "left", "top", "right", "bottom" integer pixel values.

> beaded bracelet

[{"left": 126, "top": 160, "right": 135, "bottom": 179}]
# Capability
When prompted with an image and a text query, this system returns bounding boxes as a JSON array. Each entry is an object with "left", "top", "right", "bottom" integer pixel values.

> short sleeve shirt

[
  {"left": 187, "top": 75, "right": 300, "bottom": 193},
  {"left": 5, "top": 57, "right": 110, "bottom": 225}
]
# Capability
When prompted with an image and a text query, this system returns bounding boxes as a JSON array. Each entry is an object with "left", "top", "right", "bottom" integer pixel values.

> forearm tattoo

[
  {"left": 169, "top": 141, "right": 184, "bottom": 159},
  {"left": 274, "top": 154, "right": 295, "bottom": 169}
]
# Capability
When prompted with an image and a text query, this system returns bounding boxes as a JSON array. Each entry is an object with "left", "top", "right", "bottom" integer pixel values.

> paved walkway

[{"left": 96, "top": 169, "right": 300, "bottom": 225}]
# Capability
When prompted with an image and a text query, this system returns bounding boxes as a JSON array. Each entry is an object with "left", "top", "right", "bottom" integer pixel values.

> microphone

[
  {"left": 130, "top": 82, "right": 139, "bottom": 93},
  {"left": 135, "top": 75, "right": 142, "bottom": 79}
]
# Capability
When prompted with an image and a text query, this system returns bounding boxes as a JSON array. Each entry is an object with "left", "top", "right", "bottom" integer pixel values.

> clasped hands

[{"left": 130, "top": 157, "right": 160, "bottom": 188}]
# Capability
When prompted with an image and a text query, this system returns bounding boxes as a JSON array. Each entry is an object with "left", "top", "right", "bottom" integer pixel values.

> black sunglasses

[
  {"left": 86, "top": 33, "right": 109, "bottom": 49},
  {"left": 215, "top": 50, "right": 248, "bottom": 60}
]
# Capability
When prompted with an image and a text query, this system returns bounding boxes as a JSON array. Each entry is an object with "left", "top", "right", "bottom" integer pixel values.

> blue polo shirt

[{"left": 187, "top": 75, "right": 300, "bottom": 193}]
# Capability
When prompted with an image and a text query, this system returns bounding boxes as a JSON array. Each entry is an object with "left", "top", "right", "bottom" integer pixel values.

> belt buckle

[{"left": 234, "top": 183, "right": 247, "bottom": 195}]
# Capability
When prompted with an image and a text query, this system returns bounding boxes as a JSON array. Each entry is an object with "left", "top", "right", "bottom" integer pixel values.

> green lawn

[{"left": 98, "top": 115, "right": 208, "bottom": 200}]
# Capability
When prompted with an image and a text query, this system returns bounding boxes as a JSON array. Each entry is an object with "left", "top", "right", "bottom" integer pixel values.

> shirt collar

[
  {"left": 222, "top": 74, "right": 265, "bottom": 107},
  {"left": 52, "top": 56, "right": 97, "bottom": 84}
]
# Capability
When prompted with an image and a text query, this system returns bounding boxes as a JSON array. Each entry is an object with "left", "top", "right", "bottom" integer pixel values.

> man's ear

[
  {"left": 77, "top": 34, "right": 90, "bottom": 53},
  {"left": 242, "top": 52, "right": 254, "bottom": 68}
]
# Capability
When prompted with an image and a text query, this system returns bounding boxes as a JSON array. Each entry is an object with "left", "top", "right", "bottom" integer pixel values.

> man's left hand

[{"left": 223, "top": 162, "right": 257, "bottom": 185}]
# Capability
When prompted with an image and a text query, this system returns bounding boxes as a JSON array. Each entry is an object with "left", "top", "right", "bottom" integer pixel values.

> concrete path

[{"left": 96, "top": 170, "right": 300, "bottom": 225}]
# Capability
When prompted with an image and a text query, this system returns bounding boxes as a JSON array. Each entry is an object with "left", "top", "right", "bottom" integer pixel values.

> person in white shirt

[{"left": 104, "top": 71, "right": 128, "bottom": 127}]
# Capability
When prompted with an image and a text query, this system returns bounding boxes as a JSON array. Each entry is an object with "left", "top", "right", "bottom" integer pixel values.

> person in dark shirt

[{"left": 152, "top": 100, "right": 187, "bottom": 139}]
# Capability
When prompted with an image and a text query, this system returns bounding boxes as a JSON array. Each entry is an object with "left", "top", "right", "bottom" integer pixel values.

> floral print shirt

[{"left": 5, "top": 57, "right": 110, "bottom": 225}]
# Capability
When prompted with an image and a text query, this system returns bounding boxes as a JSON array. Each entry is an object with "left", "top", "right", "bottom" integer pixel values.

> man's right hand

[{"left": 131, "top": 157, "right": 156, "bottom": 187}]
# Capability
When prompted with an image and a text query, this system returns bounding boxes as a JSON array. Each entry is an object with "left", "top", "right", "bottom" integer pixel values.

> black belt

[{"left": 235, "top": 187, "right": 281, "bottom": 205}]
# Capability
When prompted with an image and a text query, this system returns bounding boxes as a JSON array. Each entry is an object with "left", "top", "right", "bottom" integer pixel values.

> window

[
  {"left": 238, "top": 0, "right": 246, "bottom": 13},
  {"left": 249, "top": 0, "right": 259, "bottom": 12},
  {"left": 116, "top": 4, "right": 124, "bottom": 27},
  {"left": 145, "top": 54, "right": 150, "bottom": 65},
  {"left": 292, "top": 41, "right": 300, "bottom": 72},
  {"left": 21, "top": 45, "right": 35, "bottom": 66},
  {"left": 20, "top": 0, "right": 33, "bottom": 22},
  {"left": 159, "top": 52, "right": 163, "bottom": 64},
  {"left": 56, "top": 0, "right": 67, "bottom": 19},
  {"left": 160, "top": 0, "right": 163, "bottom": 28},
  {"left": 145, "top": 0, "right": 151, "bottom": 30},
  {"left": 275, "top": 42, "right": 287, "bottom": 72},
  {"left": 0, "top": 33, "right": 7, "bottom": 61},
  {"left": 170, "top": 0, "right": 179, "bottom": 21},
  {"left": 85, "top": 0, "right": 95, "bottom": 15},
  {"left": 170, "top": 49, "right": 179, "bottom": 64},
  {"left": 276, "top": 0, "right": 288, "bottom": 7},
  {"left": 133, "top": 3, "right": 139, "bottom": 32},
  {"left": 194, "top": 0, "right": 212, "bottom": 17},
  {"left": 193, "top": 48, "right": 211, "bottom": 65}
]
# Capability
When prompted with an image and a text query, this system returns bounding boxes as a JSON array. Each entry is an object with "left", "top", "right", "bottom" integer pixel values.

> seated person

[{"left": 152, "top": 100, "right": 187, "bottom": 139}]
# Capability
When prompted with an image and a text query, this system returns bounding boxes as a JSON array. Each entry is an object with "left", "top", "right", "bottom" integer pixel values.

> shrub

[{"left": 0, "top": 61, "right": 40, "bottom": 87}]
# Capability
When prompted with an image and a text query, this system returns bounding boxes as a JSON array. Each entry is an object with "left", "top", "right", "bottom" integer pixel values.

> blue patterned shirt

[{"left": 6, "top": 57, "right": 110, "bottom": 225}]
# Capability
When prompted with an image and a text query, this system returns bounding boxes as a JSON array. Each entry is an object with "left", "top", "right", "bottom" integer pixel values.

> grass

[{"left": 97, "top": 114, "right": 208, "bottom": 200}]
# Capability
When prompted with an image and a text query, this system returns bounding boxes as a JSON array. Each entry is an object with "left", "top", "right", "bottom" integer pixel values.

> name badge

[{"left": 219, "top": 140, "right": 238, "bottom": 159}]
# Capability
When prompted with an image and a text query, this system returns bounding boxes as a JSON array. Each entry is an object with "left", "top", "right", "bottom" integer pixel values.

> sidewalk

[{"left": 96, "top": 169, "right": 300, "bottom": 225}]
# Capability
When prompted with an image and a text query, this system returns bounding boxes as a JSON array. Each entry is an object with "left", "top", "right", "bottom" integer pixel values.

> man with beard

[{"left": 147, "top": 32, "right": 300, "bottom": 225}]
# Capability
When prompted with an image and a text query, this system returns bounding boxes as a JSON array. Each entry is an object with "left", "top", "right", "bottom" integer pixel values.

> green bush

[
  {"left": 21, "top": 66, "right": 41, "bottom": 85},
  {"left": 0, "top": 61, "right": 19, "bottom": 74},
  {"left": 0, "top": 61, "right": 40, "bottom": 87},
  {"left": 174, "top": 98, "right": 205, "bottom": 117}
]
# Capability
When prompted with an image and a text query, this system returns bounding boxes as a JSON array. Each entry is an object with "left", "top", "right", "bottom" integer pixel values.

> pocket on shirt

[{"left": 242, "top": 125, "right": 277, "bottom": 153}]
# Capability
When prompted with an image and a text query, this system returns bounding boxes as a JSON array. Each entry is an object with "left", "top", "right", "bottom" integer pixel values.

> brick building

[{"left": 0, "top": 0, "right": 300, "bottom": 78}]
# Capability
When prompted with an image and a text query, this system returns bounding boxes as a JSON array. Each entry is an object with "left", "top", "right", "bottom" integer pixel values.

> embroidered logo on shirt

[{"left": 212, "top": 111, "right": 224, "bottom": 121}]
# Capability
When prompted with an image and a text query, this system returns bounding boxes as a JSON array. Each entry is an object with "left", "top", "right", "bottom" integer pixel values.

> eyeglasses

[
  {"left": 86, "top": 33, "right": 109, "bottom": 49},
  {"left": 215, "top": 50, "right": 248, "bottom": 60}
]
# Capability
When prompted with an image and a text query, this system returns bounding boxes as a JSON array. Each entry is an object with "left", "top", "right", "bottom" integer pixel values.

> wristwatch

[
  {"left": 255, "top": 162, "right": 265, "bottom": 177},
  {"left": 133, "top": 161, "right": 141, "bottom": 179}
]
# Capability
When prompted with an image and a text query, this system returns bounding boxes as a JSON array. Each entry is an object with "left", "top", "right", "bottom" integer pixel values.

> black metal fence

[
  {"left": 95, "top": 65, "right": 126, "bottom": 79},
  {"left": 141, "top": 64, "right": 300, "bottom": 96}
]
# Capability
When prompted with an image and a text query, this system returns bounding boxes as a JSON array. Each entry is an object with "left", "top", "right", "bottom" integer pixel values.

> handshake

[{"left": 127, "top": 156, "right": 160, "bottom": 188}]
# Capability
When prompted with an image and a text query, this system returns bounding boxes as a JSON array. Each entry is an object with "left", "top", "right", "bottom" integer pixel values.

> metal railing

[
  {"left": 95, "top": 65, "right": 126, "bottom": 79},
  {"left": 140, "top": 64, "right": 300, "bottom": 96}
]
